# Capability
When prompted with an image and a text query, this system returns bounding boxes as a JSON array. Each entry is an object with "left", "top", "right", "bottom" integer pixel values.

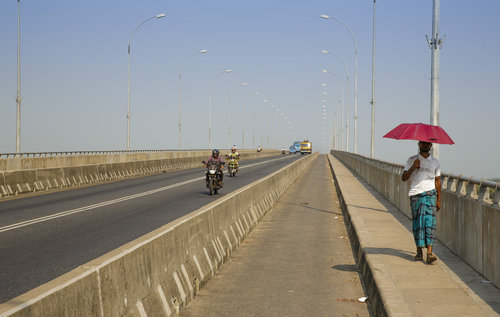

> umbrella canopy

[{"left": 383, "top": 123, "right": 455, "bottom": 144}]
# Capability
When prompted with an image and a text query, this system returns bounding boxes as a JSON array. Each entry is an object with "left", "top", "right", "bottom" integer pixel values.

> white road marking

[{"left": 0, "top": 156, "right": 292, "bottom": 233}]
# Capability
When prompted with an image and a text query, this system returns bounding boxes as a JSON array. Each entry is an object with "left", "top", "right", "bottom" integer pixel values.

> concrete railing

[
  {"left": 0, "top": 149, "right": 279, "bottom": 198},
  {"left": 0, "top": 149, "right": 203, "bottom": 160},
  {"left": 0, "top": 153, "right": 318, "bottom": 316},
  {"left": 331, "top": 150, "right": 500, "bottom": 289}
]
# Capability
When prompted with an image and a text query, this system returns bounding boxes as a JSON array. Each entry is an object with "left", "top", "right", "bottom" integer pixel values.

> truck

[
  {"left": 300, "top": 140, "right": 312, "bottom": 154},
  {"left": 289, "top": 141, "right": 301, "bottom": 154}
]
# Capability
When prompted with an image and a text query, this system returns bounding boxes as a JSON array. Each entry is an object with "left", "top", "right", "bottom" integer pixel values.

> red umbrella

[{"left": 383, "top": 123, "right": 454, "bottom": 144}]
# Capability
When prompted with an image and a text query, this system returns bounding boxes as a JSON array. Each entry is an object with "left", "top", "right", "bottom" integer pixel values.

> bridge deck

[{"left": 181, "top": 155, "right": 370, "bottom": 317}]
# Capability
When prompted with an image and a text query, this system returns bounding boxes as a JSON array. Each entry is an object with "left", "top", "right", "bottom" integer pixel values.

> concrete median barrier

[{"left": 0, "top": 153, "right": 317, "bottom": 317}]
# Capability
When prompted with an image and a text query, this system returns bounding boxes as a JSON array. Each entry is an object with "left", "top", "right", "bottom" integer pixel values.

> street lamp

[
  {"left": 209, "top": 69, "right": 231, "bottom": 148},
  {"left": 427, "top": 0, "right": 444, "bottom": 158},
  {"left": 178, "top": 49, "right": 208, "bottom": 148},
  {"left": 370, "top": 0, "right": 376, "bottom": 158},
  {"left": 321, "top": 50, "right": 350, "bottom": 149},
  {"left": 228, "top": 82, "right": 247, "bottom": 149},
  {"left": 271, "top": 105, "right": 279, "bottom": 148},
  {"left": 322, "top": 69, "right": 346, "bottom": 150},
  {"left": 322, "top": 76, "right": 344, "bottom": 151},
  {"left": 127, "top": 13, "right": 166, "bottom": 150},
  {"left": 320, "top": 14, "right": 358, "bottom": 153},
  {"left": 322, "top": 106, "right": 328, "bottom": 153},
  {"left": 322, "top": 91, "right": 336, "bottom": 152},
  {"left": 255, "top": 96, "right": 271, "bottom": 148},
  {"left": 250, "top": 91, "right": 262, "bottom": 149},
  {"left": 16, "top": 0, "right": 21, "bottom": 153}
]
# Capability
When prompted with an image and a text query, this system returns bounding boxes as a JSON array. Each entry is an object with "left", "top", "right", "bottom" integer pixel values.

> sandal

[
  {"left": 426, "top": 253, "right": 437, "bottom": 264},
  {"left": 414, "top": 251, "right": 423, "bottom": 261}
]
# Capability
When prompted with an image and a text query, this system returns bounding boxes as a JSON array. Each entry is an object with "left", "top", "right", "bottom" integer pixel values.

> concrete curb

[
  {"left": 327, "top": 153, "right": 411, "bottom": 317},
  {"left": 0, "top": 153, "right": 317, "bottom": 317}
]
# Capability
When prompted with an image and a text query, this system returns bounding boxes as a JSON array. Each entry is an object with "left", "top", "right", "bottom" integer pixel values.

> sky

[{"left": 0, "top": 0, "right": 499, "bottom": 179}]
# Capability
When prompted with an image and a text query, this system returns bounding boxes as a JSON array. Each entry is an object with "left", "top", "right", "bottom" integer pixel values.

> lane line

[{"left": 0, "top": 156, "right": 292, "bottom": 233}]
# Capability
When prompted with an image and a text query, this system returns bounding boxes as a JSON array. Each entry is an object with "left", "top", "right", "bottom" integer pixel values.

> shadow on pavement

[
  {"left": 332, "top": 264, "right": 359, "bottom": 272},
  {"left": 282, "top": 201, "right": 342, "bottom": 215},
  {"left": 363, "top": 247, "right": 415, "bottom": 262}
]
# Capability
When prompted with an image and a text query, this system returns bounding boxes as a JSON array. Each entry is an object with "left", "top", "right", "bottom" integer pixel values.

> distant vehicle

[
  {"left": 289, "top": 141, "right": 301, "bottom": 154},
  {"left": 300, "top": 140, "right": 312, "bottom": 154}
]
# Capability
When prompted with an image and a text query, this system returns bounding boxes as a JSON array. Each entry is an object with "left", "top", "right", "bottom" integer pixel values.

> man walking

[{"left": 402, "top": 141, "right": 441, "bottom": 264}]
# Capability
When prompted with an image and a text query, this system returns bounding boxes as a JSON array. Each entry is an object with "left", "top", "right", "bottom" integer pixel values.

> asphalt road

[{"left": 0, "top": 154, "right": 302, "bottom": 304}]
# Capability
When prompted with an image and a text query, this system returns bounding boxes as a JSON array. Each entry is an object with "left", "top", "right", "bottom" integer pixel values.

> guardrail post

[{"left": 493, "top": 185, "right": 500, "bottom": 207}]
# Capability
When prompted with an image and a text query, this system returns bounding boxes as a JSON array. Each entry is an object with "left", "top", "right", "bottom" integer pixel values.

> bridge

[{"left": 0, "top": 150, "right": 498, "bottom": 316}]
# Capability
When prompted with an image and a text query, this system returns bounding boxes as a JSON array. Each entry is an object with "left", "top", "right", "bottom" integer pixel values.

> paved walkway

[
  {"left": 182, "top": 155, "right": 370, "bottom": 317},
  {"left": 181, "top": 154, "right": 500, "bottom": 316},
  {"left": 328, "top": 153, "right": 500, "bottom": 317}
]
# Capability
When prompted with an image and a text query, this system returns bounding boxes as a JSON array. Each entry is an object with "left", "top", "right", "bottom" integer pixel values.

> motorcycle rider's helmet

[
  {"left": 212, "top": 149, "right": 219, "bottom": 157},
  {"left": 231, "top": 146, "right": 237, "bottom": 153}
]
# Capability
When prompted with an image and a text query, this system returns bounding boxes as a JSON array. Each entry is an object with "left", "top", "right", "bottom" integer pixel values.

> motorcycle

[
  {"left": 226, "top": 157, "right": 239, "bottom": 177},
  {"left": 202, "top": 161, "right": 223, "bottom": 195}
]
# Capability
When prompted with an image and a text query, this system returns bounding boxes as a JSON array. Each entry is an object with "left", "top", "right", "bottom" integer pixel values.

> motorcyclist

[
  {"left": 226, "top": 146, "right": 240, "bottom": 171},
  {"left": 226, "top": 146, "right": 240, "bottom": 160},
  {"left": 205, "top": 149, "right": 225, "bottom": 185},
  {"left": 257, "top": 145, "right": 262, "bottom": 152}
]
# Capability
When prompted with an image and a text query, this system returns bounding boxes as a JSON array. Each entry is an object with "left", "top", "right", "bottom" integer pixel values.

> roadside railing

[
  {"left": 335, "top": 150, "right": 500, "bottom": 207},
  {"left": 331, "top": 150, "right": 500, "bottom": 289},
  {"left": 0, "top": 149, "right": 206, "bottom": 159}
]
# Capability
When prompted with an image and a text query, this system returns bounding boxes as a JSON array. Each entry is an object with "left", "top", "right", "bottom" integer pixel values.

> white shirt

[{"left": 404, "top": 154, "right": 441, "bottom": 196}]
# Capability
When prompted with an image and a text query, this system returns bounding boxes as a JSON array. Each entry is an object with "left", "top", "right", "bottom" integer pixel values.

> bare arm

[{"left": 435, "top": 176, "right": 441, "bottom": 211}]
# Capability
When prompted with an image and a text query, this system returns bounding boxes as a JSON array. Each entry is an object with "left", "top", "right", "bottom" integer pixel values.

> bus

[{"left": 300, "top": 140, "right": 312, "bottom": 154}]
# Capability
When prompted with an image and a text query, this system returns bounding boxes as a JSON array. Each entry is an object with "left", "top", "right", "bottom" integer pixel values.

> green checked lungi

[{"left": 410, "top": 189, "right": 437, "bottom": 247}]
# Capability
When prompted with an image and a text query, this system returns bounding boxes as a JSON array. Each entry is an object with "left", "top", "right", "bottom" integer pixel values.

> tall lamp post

[
  {"left": 321, "top": 51, "right": 349, "bottom": 149},
  {"left": 209, "top": 69, "right": 231, "bottom": 148},
  {"left": 228, "top": 82, "right": 247, "bottom": 149},
  {"left": 322, "top": 69, "right": 346, "bottom": 150},
  {"left": 127, "top": 13, "right": 166, "bottom": 150},
  {"left": 370, "top": 0, "right": 376, "bottom": 158},
  {"left": 427, "top": 0, "right": 444, "bottom": 158},
  {"left": 178, "top": 49, "right": 208, "bottom": 148},
  {"left": 249, "top": 91, "right": 263, "bottom": 149},
  {"left": 256, "top": 96, "right": 271, "bottom": 148},
  {"left": 320, "top": 14, "right": 358, "bottom": 153},
  {"left": 16, "top": 0, "right": 21, "bottom": 153},
  {"left": 321, "top": 86, "right": 338, "bottom": 152},
  {"left": 322, "top": 105, "right": 328, "bottom": 153}
]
